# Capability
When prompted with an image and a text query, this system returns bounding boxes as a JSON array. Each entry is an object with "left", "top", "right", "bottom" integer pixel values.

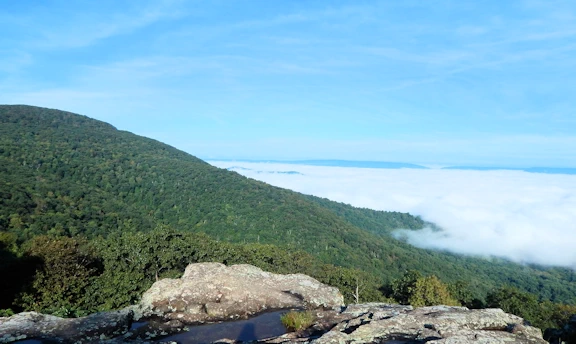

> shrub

[
  {"left": 280, "top": 310, "right": 315, "bottom": 331},
  {"left": 0, "top": 309, "right": 14, "bottom": 317}
]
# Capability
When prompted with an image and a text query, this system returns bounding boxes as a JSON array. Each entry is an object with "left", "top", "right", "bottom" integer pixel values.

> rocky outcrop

[
  {"left": 0, "top": 309, "right": 133, "bottom": 343},
  {"left": 0, "top": 264, "right": 550, "bottom": 344},
  {"left": 132, "top": 263, "right": 344, "bottom": 324},
  {"left": 262, "top": 303, "right": 547, "bottom": 344}
]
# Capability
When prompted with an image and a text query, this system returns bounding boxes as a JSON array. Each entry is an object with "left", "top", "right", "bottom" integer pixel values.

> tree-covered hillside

[
  {"left": 1, "top": 105, "right": 575, "bottom": 306},
  {"left": 303, "top": 194, "right": 428, "bottom": 235}
]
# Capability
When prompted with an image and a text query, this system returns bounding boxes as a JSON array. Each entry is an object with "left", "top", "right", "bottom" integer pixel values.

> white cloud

[{"left": 210, "top": 161, "right": 576, "bottom": 269}]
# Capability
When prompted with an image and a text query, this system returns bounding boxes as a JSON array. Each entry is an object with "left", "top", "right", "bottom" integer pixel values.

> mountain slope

[{"left": 1, "top": 105, "right": 575, "bottom": 303}]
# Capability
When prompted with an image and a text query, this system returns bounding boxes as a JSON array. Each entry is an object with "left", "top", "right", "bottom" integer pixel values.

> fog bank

[{"left": 210, "top": 161, "right": 576, "bottom": 268}]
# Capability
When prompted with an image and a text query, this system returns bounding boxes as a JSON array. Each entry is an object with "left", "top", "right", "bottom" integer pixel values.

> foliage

[
  {"left": 448, "top": 280, "right": 483, "bottom": 308},
  {"left": 280, "top": 310, "right": 315, "bottom": 331},
  {"left": 0, "top": 233, "right": 33, "bottom": 311},
  {"left": 303, "top": 195, "right": 427, "bottom": 235},
  {"left": 87, "top": 228, "right": 391, "bottom": 310},
  {"left": 390, "top": 270, "right": 423, "bottom": 304},
  {"left": 487, "top": 286, "right": 576, "bottom": 331},
  {"left": 15, "top": 236, "right": 101, "bottom": 316},
  {"left": 538, "top": 300, "right": 576, "bottom": 336},
  {"left": 390, "top": 271, "right": 459, "bottom": 307},
  {"left": 408, "top": 275, "right": 460, "bottom": 307},
  {"left": 487, "top": 286, "right": 540, "bottom": 325},
  {"left": 0, "top": 309, "right": 14, "bottom": 317}
]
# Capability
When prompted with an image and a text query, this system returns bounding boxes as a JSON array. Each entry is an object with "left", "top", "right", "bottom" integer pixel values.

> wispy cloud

[
  {"left": 210, "top": 161, "right": 576, "bottom": 268},
  {"left": 0, "top": 50, "right": 33, "bottom": 74},
  {"left": 358, "top": 46, "right": 474, "bottom": 66},
  {"left": 13, "top": 0, "right": 187, "bottom": 50}
]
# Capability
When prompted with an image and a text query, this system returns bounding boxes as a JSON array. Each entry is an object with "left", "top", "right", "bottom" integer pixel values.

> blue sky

[{"left": 1, "top": 0, "right": 575, "bottom": 167}]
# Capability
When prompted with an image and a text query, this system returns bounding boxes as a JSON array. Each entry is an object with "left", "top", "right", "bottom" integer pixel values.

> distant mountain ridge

[
  {"left": 443, "top": 166, "right": 576, "bottom": 175},
  {"left": 212, "top": 159, "right": 576, "bottom": 175},
  {"left": 1, "top": 105, "right": 575, "bottom": 304},
  {"left": 214, "top": 159, "right": 428, "bottom": 169},
  {"left": 224, "top": 166, "right": 304, "bottom": 175}
]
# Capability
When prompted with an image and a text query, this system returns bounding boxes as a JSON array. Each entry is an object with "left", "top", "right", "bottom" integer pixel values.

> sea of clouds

[{"left": 209, "top": 161, "right": 576, "bottom": 269}]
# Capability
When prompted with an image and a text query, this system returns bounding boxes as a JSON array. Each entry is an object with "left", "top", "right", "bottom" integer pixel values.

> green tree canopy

[
  {"left": 390, "top": 270, "right": 459, "bottom": 307},
  {"left": 16, "top": 236, "right": 101, "bottom": 316}
]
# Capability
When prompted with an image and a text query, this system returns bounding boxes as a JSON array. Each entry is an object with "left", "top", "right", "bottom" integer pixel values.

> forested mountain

[{"left": 1, "top": 105, "right": 575, "bottom": 311}]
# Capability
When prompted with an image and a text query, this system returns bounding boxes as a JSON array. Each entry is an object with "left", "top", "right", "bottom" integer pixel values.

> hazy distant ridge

[
  {"left": 218, "top": 159, "right": 576, "bottom": 175},
  {"left": 215, "top": 159, "right": 428, "bottom": 169},
  {"left": 443, "top": 166, "right": 576, "bottom": 175}
]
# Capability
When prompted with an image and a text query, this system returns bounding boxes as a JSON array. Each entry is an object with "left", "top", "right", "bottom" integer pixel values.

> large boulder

[
  {"left": 0, "top": 309, "right": 133, "bottom": 343},
  {"left": 133, "top": 263, "right": 344, "bottom": 324}
]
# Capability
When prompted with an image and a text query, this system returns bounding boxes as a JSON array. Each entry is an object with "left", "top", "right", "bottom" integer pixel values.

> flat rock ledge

[
  {"left": 131, "top": 262, "right": 345, "bottom": 324},
  {"left": 0, "top": 304, "right": 547, "bottom": 344},
  {"left": 259, "top": 303, "right": 547, "bottom": 344}
]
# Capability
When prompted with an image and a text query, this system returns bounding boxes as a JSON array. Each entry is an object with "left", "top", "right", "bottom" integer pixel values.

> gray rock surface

[
  {"left": 260, "top": 303, "right": 547, "bottom": 344},
  {"left": 0, "top": 309, "right": 133, "bottom": 343},
  {"left": 132, "top": 262, "right": 344, "bottom": 324}
]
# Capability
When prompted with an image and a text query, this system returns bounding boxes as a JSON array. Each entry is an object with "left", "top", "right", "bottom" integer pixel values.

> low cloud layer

[{"left": 211, "top": 161, "right": 576, "bottom": 269}]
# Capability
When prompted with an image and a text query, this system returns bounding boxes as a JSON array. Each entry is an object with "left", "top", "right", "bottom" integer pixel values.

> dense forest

[{"left": 1, "top": 105, "right": 575, "bottom": 333}]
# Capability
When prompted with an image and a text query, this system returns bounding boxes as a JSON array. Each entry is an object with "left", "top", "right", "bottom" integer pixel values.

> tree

[
  {"left": 16, "top": 236, "right": 101, "bottom": 316},
  {"left": 408, "top": 275, "right": 460, "bottom": 307},
  {"left": 486, "top": 285, "right": 546, "bottom": 329},
  {"left": 391, "top": 271, "right": 460, "bottom": 307},
  {"left": 390, "top": 270, "right": 422, "bottom": 304},
  {"left": 448, "top": 280, "right": 483, "bottom": 308}
]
